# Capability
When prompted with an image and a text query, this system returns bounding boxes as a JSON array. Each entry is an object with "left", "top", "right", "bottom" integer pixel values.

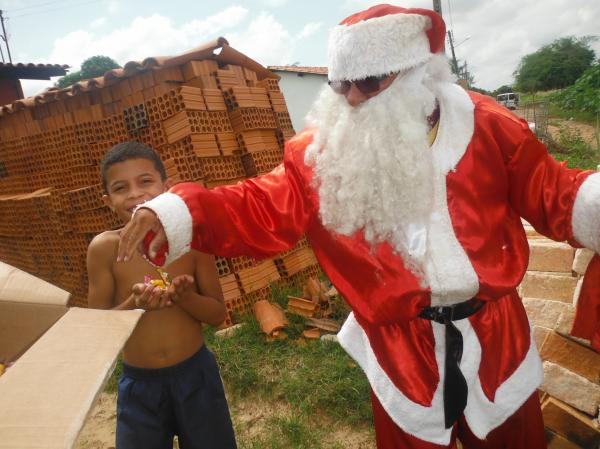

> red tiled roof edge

[
  {"left": 0, "top": 37, "right": 279, "bottom": 115},
  {"left": 0, "top": 63, "right": 69, "bottom": 70}
]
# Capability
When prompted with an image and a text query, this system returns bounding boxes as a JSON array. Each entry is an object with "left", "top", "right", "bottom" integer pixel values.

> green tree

[
  {"left": 56, "top": 55, "right": 121, "bottom": 89},
  {"left": 56, "top": 71, "right": 84, "bottom": 88},
  {"left": 493, "top": 85, "right": 514, "bottom": 97},
  {"left": 514, "top": 36, "right": 596, "bottom": 92},
  {"left": 550, "top": 63, "right": 600, "bottom": 156},
  {"left": 469, "top": 85, "right": 492, "bottom": 96},
  {"left": 80, "top": 55, "right": 120, "bottom": 79}
]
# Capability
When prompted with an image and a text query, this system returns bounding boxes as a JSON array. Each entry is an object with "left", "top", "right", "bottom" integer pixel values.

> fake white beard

[{"left": 305, "top": 61, "right": 445, "bottom": 277}]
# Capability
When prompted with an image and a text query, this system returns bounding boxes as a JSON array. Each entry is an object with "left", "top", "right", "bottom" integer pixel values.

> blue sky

[{"left": 1, "top": 0, "right": 599, "bottom": 96}]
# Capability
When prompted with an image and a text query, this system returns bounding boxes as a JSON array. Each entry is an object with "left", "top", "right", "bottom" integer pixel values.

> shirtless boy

[{"left": 86, "top": 141, "right": 237, "bottom": 449}]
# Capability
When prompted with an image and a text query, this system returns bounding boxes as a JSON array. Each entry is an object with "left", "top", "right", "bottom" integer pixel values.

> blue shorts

[{"left": 116, "top": 345, "right": 237, "bottom": 449}]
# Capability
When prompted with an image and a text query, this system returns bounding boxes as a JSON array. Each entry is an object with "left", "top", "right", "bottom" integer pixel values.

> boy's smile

[{"left": 102, "top": 158, "right": 171, "bottom": 222}]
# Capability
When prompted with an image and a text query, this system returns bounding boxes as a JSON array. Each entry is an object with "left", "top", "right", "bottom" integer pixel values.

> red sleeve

[
  {"left": 141, "top": 133, "right": 315, "bottom": 265},
  {"left": 571, "top": 254, "right": 600, "bottom": 352},
  {"left": 503, "top": 118, "right": 592, "bottom": 245},
  {"left": 173, "top": 158, "right": 311, "bottom": 259}
]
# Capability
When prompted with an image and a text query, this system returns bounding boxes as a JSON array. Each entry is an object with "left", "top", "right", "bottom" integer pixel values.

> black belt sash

[{"left": 419, "top": 298, "right": 485, "bottom": 429}]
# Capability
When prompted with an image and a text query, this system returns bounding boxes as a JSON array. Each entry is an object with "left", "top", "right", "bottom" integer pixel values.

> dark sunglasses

[{"left": 328, "top": 73, "right": 395, "bottom": 95}]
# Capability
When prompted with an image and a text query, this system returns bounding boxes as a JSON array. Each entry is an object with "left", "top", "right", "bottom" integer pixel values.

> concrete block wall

[{"left": 520, "top": 222, "right": 600, "bottom": 448}]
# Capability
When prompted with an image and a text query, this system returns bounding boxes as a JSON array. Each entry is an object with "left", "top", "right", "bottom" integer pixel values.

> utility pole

[
  {"left": 447, "top": 30, "right": 459, "bottom": 76},
  {"left": 432, "top": 0, "right": 445, "bottom": 52},
  {"left": 0, "top": 10, "right": 12, "bottom": 63}
]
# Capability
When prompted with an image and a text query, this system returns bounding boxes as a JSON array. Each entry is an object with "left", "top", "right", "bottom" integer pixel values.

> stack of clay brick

[
  {"left": 519, "top": 222, "right": 600, "bottom": 448},
  {"left": 0, "top": 40, "right": 319, "bottom": 313},
  {"left": 217, "top": 236, "right": 322, "bottom": 328}
]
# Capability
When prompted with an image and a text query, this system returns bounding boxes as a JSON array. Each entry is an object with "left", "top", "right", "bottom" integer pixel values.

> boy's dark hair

[{"left": 100, "top": 141, "right": 167, "bottom": 192}]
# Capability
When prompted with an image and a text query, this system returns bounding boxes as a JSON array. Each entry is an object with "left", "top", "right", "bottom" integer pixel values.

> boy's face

[{"left": 102, "top": 158, "right": 170, "bottom": 222}]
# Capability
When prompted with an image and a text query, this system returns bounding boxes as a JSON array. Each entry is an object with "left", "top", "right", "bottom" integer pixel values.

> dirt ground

[
  {"left": 514, "top": 108, "right": 598, "bottom": 149},
  {"left": 74, "top": 392, "right": 376, "bottom": 449},
  {"left": 546, "top": 118, "right": 598, "bottom": 149}
]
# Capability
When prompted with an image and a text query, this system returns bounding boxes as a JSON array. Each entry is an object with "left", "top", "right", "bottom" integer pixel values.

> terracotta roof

[
  {"left": 268, "top": 66, "right": 328, "bottom": 75},
  {"left": 0, "top": 63, "right": 68, "bottom": 80},
  {"left": 0, "top": 37, "right": 278, "bottom": 115}
]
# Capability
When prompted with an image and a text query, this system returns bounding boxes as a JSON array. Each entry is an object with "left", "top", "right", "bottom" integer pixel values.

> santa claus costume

[{"left": 137, "top": 5, "right": 600, "bottom": 449}]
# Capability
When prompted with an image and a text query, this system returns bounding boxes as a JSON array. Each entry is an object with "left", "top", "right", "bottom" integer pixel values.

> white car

[{"left": 496, "top": 92, "right": 519, "bottom": 110}]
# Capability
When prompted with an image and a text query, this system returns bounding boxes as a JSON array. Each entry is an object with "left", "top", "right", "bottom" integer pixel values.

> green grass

[
  {"left": 548, "top": 104, "right": 598, "bottom": 126},
  {"left": 204, "top": 313, "right": 372, "bottom": 427},
  {"left": 207, "top": 283, "right": 371, "bottom": 428},
  {"left": 549, "top": 123, "right": 599, "bottom": 170},
  {"left": 238, "top": 415, "right": 333, "bottom": 449},
  {"left": 521, "top": 89, "right": 600, "bottom": 169},
  {"left": 106, "top": 355, "right": 122, "bottom": 393},
  {"left": 518, "top": 90, "right": 556, "bottom": 104}
]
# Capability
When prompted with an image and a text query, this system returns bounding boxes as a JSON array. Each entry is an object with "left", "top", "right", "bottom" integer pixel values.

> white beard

[{"left": 305, "top": 59, "right": 450, "bottom": 277}]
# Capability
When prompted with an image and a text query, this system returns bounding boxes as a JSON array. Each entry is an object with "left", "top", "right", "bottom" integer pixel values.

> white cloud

[
  {"left": 448, "top": 0, "right": 600, "bottom": 90},
  {"left": 48, "top": 6, "right": 248, "bottom": 70},
  {"left": 108, "top": 0, "right": 119, "bottom": 14},
  {"left": 342, "top": 0, "right": 432, "bottom": 12},
  {"left": 21, "top": 5, "right": 251, "bottom": 96},
  {"left": 90, "top": 17, "right": 106, "bottom": 29},
  {"left": 181, "top": 5, "right": 248, "bottom": 37},
  {"left": 226, "top": 12, "right": 294, "bottom": 65},
  {"left": 297, "top": 22, "right": 323, "bottom": 40},
  {"left": 261, "top": 0, "right": 288, "bottom": 7}
]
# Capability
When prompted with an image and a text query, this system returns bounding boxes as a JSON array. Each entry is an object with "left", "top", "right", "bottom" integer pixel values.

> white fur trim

[
  {"left": 423, "top": 82, "right": 478, "bottom": 306},
  {"left": 338, "top": 313, "right": 543, "bottom": 445},
  {"left": 135, "top": 192, "right": 192, "bottom": 266},
  {"left": 328, "top": 13, "right": 432, "bottom": 81},
  {"left": 463, "top": 331, "right": 543, "bottom": 439},
  {"left": 572, "top": 172, "right": 600, "bottom": 252}
]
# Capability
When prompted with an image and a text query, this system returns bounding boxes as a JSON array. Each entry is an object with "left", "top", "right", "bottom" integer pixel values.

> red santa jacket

[{"left": 141, "top": 84, "right": 599, "bottom": 444}]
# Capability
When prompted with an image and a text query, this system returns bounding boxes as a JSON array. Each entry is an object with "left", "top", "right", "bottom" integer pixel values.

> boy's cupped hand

[
  {"left": 131, "top": 283, "right": 172, "bottom": 310},
  {"left": 165, "top": 275, "right": 195, "bottom": 303}
]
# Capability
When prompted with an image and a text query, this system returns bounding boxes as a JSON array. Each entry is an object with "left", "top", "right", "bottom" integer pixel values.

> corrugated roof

[
  {"left": 0, "top": 37, "right": 278, "bottom": 116},
  {"left": 268, "top": 66, "right": 328, "bottom": 75},
  {"left": 0, "top": 62, "right": 68, "bottom": 80}
]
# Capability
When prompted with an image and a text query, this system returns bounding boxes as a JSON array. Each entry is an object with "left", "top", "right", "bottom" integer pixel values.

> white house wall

[{"left": 273, "top": 71, "right": 327, "bottom": 133}]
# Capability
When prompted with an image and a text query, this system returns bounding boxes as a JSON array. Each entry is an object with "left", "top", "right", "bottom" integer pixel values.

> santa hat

[{"left": 328, "top": 4, "right": 446, "bottom": 81}]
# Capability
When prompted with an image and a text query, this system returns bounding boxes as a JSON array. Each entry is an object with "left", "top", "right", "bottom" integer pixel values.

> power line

[
  {"left": 0, "top": 10, "right": 12, "bottom": 63},
  {"left": 446, "top": 0, "right": 455, "bottom": 34},
  {"left": 8, "top": 0, "right": 103, "bottom": 18},
  {"left": 6, "top": 0, "right": 74, "bottom": 13}
]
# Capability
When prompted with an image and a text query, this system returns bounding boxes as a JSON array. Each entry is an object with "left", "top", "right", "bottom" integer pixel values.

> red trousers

[{"left": 371, "top": 391, "right": 547, "bottom": 449}]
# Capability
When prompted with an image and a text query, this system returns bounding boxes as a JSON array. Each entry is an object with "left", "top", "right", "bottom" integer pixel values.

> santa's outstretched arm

[
  {"left": 504, "top": 121, "right": 600, "bottom": 350},
  {"left": 118, "top": 156, "right": 311, "bottom": 267}
]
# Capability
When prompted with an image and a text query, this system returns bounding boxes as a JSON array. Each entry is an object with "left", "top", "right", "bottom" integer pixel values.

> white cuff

[
  {"left": 135, "top": 192, "right": 193, "bottom": 266},
  {"left": 572, "top": 172, "right": 600, "bottom": 253}
]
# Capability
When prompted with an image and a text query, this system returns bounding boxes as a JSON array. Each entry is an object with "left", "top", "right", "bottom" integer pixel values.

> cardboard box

[{"left": 0, "top": 261, "right": 143, "bottom": 448}]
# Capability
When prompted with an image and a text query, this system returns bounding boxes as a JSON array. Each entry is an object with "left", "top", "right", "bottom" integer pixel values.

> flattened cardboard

[
  {"left": 0, "top": 261, "right": 70, "bottom": 362},
  {"left": 0, "top": 307, "right": 143, "bottom": 448}
]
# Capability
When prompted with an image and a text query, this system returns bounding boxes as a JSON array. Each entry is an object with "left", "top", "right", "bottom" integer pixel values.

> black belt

[{"left": 419, "top": 298, "right": 485, "bottom": 429}]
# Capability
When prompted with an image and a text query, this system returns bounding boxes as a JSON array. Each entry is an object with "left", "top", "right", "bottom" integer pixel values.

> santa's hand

[{"left": 118, "top": 208, "right": 167, "bottom": 263}]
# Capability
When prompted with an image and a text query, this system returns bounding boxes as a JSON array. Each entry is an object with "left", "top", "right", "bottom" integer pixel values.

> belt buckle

[{"left": 432, "top": 306, "right": 448, "bottom": 323}]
